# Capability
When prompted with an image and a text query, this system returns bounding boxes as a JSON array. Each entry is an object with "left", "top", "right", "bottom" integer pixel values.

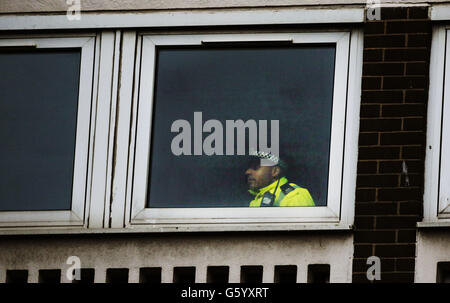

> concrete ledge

[
  {"left": 417, "top": 221, "right": 450, "bottom": 228},
  {"left": 0, "top": 223, "right": 353, "bottom": 236},
  {"left": 431, "top": 4, "right": 450, "bottom": 20},
  {"left": 0, "top": 7, "right": 365, "bottom": 30}
]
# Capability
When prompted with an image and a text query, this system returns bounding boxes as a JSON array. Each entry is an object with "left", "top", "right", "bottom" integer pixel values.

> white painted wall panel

[
  {"left": 0, "top": 233, "right": 353, "bottom": 283},
  {"left": 416, "top": 230, "right": 450, "bottom": 282}
]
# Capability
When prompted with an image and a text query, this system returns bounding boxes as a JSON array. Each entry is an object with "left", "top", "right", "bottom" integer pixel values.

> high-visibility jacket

[{"left": 249, "top": 177, "right": 315, "bottom": 207}]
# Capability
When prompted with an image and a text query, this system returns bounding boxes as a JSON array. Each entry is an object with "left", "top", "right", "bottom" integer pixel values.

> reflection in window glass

[
  {"left": 147, "top": 45, "right": 335, "bottom": 208},
  {"left": 0, "top": 50, "right": 81, "bottom": 211}
]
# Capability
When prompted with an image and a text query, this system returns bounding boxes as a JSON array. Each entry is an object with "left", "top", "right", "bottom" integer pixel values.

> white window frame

[
  {"left": 0, "top": 36, "right": 95, "bottom": 227},
  {"left": 423, "top": 25, "right": 450, "bottom": 226},
  {"left": 124, "top": 30, "right": 362, "bottom": 231}
]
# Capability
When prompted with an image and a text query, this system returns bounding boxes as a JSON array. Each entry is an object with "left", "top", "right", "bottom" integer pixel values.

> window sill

[
  {"left": 0, "top": 223, "right": 353, "bottom": 236},
  {"left": 417, "top": 221, "right": 450, "bottom": 228}
]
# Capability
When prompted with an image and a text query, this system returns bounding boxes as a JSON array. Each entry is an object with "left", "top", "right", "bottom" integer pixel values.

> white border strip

[
  {"left": 103, "top": 30, "right": 122, "bottom": 228},
  {"left": 110, "top": 31, "right": 137, "bottom": 228},
  {"left": 88, "top": 31, "right": 116, "bottom": 228},
  {"left": 341, "top": 28, "right": 363, "bottom": 227},
  {"left": 0, "top": 8, "right": 364, "bottom": 30},
  {"left": 424, "top": 26, "right": 447, "bottom": 224}
]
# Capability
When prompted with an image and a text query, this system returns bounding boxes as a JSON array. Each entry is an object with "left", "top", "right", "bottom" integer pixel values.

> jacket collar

[{"left": 249, "top": 177, "right": 288, "bottom": 197}]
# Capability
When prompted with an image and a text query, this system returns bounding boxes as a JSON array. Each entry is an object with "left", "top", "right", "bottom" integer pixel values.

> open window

[
  {"left": 424, "top": 25, "right": 450, "bottom": 225},
  {"left": 126, "top": 30, "right": 362, "bottom": 229},
  {"left": 0, "top": 36, "right": 95, "bottom": 227}
]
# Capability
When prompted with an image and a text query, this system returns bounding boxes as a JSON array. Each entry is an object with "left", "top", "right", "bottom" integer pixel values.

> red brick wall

[{"left": 353, "top": 6, "right": 431, "bottom": 283}]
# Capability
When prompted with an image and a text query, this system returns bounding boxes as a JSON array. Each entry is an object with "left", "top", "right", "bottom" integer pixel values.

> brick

[
  {"left": 378, "top": 272, "right": 414, "bottom": 283},
  {"left": 357, "top": 175, "right": 399, "bottom": 187},
  {"left": 399, "top": 201, "right": 423, "bottom": 215},
  {"left": 358, "top": 161, "right": 378, "bottom": 174},
  {"left": 380, "top": 258, "right": 397, "bottom": 272},
  {"left": 386, "top": 21, "right": 431, "bottom": 34},
  {"left": 376, "top": 215, "right": 419, "bottom": 228},
  {"left": 353, "top": 259, "right": 370, "bottom": 273},
  {"left": 379, "top": 160, "right": 422, "bottom": 174},
  {"left": 365, "top": 22, "right": 385, "bottom": 35},
  {"left": 360, "top": 104, "right": 380, "bottom": 118},
  {"left": 356, "top": 189, "right": 376, "bottom": 202},
  {"left": 407, "top": 34, "right": 430, "bottom": 47},
  {"left": 359, "top": 133, "right": 379, "bottom": 146},
  {"left": 374, "top": 244, "right": 416, "bottom": 257},
  {"left": 361, "top": 90, "right": 403, "bottom": 104},
  {"left": 404, "top": 90, "right": 427, "bottom": 103},
  {"left": 403, "top": 118, "right": 425, "bottom": 131},
  {"left": 396, "top": 259, "right": 415, "bottom": 271},
  {"left": 364, "top": 35, "right": 405, "bottom": 48},
  {"left": 354, "top": 244, "right": 373, "bottom": 257},
  {"left": 380, "top": 132, "right": 425, "bottom": 145},
  {"left": 364, "top": 258, "right": 396, "bottom": 274},
  {"left": 360, "top": 119, "right": 402, "bottom": 132},
  {"left": 354, "top": 231, "right": 397, "bottom": 243},
  {"left": 397, "top": 230, "right": 417, "bottom": 242},
  {"left": 400, "top": 174, "right": 423, "bottom": 187},
  {"left": 359, "top": 146, "right": 400, "bottom": 160},
  {"left": 402, "top": 146, "right": 424, "bottom": 159},
  {"left": 406, "top": 62, "right": 428, "bottom": 75},
  {"left": 352, "top": 273, "right": 371, "bottom": 283},
  {"left": 363, "top": 63, "right": 404, "bottom": 76},
  {"left": 383, "top": 76, "right": 427, "bottom": 89},
  {"left": 378, "top": 188, "right": 421, "bottom": 201},
  {"left": 354, "top": 216, "right": 375, "bottom": 229},
  {"left": 379, "top": 161, "right": 401, "bottom": 173},
  {"left": 356, "top": 202, "right": 398, "bottom": 215},
  {"left": 353, "top": 258, "right": 395, "bottom": 273},
  {"left": 381, "top": 104, "right": 426, "bottom": 117},
  {"left": 408, "top": 7, "right": 429, "bottom": 19},
  {"left": 384, "top": 48, "right": 429, "bottom": 61},
  {"left": 363, "top": 77, "right": 382, "bottom": 89},
  {"left": 381, "top": 7, "right": 408, "bottom": 20},
  {"left": 364, "top": 49, "right": 383, "bottom": 62}
]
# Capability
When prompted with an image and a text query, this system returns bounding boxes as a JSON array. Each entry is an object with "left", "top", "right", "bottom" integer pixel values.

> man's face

[{"left": 245, "top": 162, "right": 276, "bottom": 191}]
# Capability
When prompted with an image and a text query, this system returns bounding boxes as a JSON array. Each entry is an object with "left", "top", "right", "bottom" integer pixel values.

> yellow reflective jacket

[{"left": 249, "top": 177, "right": 315, "bottom": 207}]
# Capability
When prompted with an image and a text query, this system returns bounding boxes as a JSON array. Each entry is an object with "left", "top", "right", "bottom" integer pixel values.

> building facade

[{"left": 0, "top": 0, "right": 449, "bottom": 283}]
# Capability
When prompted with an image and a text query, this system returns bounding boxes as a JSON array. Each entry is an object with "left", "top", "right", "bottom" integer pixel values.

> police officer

[{"left": 245, "top": 151, "right": 315, "bottom": 207}]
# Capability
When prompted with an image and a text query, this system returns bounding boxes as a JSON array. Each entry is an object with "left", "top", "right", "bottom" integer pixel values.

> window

[
  {"left": 126, "top": 30, "right": 362, "bottom": 229},
  {"left": 0, "top": 36, "right": 95, "bottom": 227},
  {"left": 437, "top": 262, "right": 450, "bottom": 283},
  {"left": 0, "top": 8, "right": 365, "bottom": 233},
  {"left": 424, "top": 25, "right": 450, "bottom": 225},
  {"left": 149, "top": 43, "right": 335, "bottom": 208}
]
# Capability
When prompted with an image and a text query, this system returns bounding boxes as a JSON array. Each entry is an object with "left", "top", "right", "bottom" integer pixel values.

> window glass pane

[
  {"left": 0, "top": 49, "right": 81, "bottom": 211},
  {"left": 147, "top": 45, "right": 335, "bottom": 208}
]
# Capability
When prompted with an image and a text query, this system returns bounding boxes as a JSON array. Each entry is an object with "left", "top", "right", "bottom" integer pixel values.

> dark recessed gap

[
  {"left": 173, "top": 267, "right": 196, "bottom": 283},
  {"left": 307, "top": 264, "right": 330, "bottom": 283},
  {"left": 240, "top": 266, "right": 263, "bottom": 283},
  {"left": 6, "top": 270, "right": 28, "bottom": 283},
  {"left": 437, "top": 262, "right": 450, "bottom": 283},
  {"left": 207, "top": 266, "right": 229, "bottom": 283},
  {"left": 140, "top": 267, "right": 162, "bottom": 283},
  {"left": 72, "top": 268, "right": 95, "bottom": 284},
  {"left": 38, "top": 269, "right": 61, "bottom": 283},
  {"left": 106, "top": 268, "right": 129, "bottom": 283},
  {"left": 274, "top": 265, "right": 297, "bottom": 283}
]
